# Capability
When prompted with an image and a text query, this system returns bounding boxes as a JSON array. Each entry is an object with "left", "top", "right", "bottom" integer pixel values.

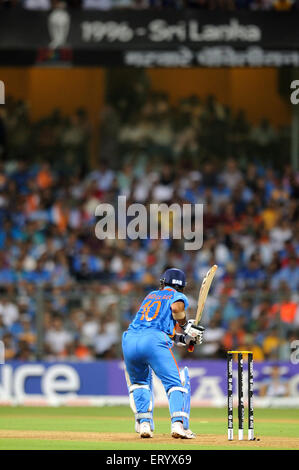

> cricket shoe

[
  {"left": 171, "top": 421, "right": 189, "bottom": 439},
  {"left": 139, "top": 422, "right": 153, "bottom": 438},
  {"left": 185, "top": 429, "right": 196, "bottom": 439}
]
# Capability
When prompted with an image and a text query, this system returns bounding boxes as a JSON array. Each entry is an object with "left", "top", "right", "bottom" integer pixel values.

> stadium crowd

[
  {"left": 0, "top": 92, "right": 298, "bottom": 363},
  {"left": 0, "top": 0, "right": 298, "bottom": 10}
]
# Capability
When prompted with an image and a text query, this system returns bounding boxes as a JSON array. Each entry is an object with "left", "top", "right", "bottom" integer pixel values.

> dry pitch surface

[{"left": 0, "top": 407, "right": 298, "bottom": 450}]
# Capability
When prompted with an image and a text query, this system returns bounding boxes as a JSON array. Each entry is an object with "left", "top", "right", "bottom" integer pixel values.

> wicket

[{"left": 227, "top": 351, "right": 254, "bottom": 441}]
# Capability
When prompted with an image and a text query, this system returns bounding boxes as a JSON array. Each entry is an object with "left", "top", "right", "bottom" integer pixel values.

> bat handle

[{"left": 188, "top": 342, "right": 195, "bottom": 353}]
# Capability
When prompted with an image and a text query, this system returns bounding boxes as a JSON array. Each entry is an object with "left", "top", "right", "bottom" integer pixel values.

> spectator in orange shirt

[
  {"left": 269, "top": 290, "right": 298, "bottom": 328},
  {"left": 222, "top": 319, "right": 246, "bottom": 351},
  {"left": 272, "top": 0, "right": 294, "bottom": 9},
  {"left": 36, "top": 163, "right": 53, "bottom": 189},
  {"left": 63, "top": 339, "right": 93, "bottom": 361},
  {"left": 52, "top": 200, "right": 69, "bottom": 233}
]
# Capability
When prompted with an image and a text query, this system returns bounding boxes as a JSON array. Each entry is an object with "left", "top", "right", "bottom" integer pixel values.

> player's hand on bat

[{"left": 182, "top": 320, "right": 205, "bottom": 345}]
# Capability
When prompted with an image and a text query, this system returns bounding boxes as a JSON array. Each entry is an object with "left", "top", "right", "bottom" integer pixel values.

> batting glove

[
  {"left": 173, "top": 334, "right": 188, "bottom": 347},
  {"left": 182, "top": 320, "right": 205, "bottom": 345}
]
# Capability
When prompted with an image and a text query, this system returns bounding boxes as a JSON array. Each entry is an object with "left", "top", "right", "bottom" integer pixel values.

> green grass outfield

[{"left": 0, "top": 406, "right": 298, "bottom": 450}]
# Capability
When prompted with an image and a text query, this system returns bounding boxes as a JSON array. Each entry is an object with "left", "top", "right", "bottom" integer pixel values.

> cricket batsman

[{"left": 122, "top": 268, "right": 204, "bottom": 439}]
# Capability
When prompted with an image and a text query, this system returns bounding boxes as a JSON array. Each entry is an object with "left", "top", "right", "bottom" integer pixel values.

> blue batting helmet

[{"left": 160, "top": 268, "right": 186, "bottom": 288}]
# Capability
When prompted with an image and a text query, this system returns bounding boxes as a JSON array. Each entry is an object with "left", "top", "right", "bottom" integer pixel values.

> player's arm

[
  {"left": 171, "top": 301, "right": 187, "bottom": 326},
  {"left": 171, "top": 301, "right": 204, "bottom": 346}
]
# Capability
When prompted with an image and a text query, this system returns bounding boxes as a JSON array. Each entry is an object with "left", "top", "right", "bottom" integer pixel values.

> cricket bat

[{"left": 188, "top": 264, "right": 218, "bottom": 353}]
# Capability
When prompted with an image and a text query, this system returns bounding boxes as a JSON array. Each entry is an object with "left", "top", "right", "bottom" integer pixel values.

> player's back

[{"left": 128, "top": 287, "right": 188, "bottom": 337}]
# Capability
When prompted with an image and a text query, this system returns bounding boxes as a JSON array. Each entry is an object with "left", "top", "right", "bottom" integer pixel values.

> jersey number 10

[{"left": 140, "top": 300, "right": 161, "bottom": 322}]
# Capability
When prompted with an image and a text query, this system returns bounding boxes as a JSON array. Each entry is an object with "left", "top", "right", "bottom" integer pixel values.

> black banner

[{"left": 0, "top": 10, "right": 299, "bottom": 67}]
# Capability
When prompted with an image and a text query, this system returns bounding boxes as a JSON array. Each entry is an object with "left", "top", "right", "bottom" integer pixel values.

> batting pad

[
  {"left": 124, "top": 365, "right": 154, "bottom": 431},
  {"left": 180, "top": 366, "right": 191, "bottom": 430}
]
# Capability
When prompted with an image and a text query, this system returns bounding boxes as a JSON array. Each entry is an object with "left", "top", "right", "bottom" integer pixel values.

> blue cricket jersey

[{"left": 128, "top": 287, "right": 189, "bottom": 337}]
